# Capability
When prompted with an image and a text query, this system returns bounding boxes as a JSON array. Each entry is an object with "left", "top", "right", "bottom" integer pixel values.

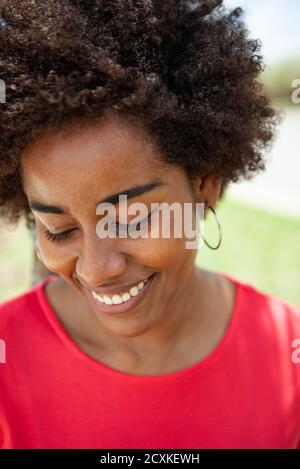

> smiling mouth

[{"left": 89, "top": 273, "right": 157, "bottom": 315}]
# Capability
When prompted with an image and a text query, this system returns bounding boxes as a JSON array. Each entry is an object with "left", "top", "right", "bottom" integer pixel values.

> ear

[{"left": 190, "top": 174, "right": 223, "bottom": 208}]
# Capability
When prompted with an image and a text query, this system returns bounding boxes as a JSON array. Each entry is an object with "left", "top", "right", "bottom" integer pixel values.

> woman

[{"left": 0, "top": 0, "right": 299, "bottom": 449}]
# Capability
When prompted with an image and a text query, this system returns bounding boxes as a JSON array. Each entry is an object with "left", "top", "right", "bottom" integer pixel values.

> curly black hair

[{"left": 0, "top": 0, "right": 278, "bottom": 230}]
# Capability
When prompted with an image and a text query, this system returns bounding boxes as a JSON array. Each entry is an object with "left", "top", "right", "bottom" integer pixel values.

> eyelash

[
  {"left": 44, "top": 228, "right": 77, "bottom": 243},
  {"left": 44, "top": 212, "right": 155, "bottom": 243}
]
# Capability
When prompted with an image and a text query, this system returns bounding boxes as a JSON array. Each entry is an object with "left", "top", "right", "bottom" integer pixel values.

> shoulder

[
  {"left": 223, "top": 272, "right": 300, "bottom": 353},
  {"left": 240, "top": 277, "right": 300, "bottom": 332},
  {"left": 0, "top": 275, "right": 56, "bottom": 337},
  {"left": 0, "top": 286, "right": 36, "bottom": 328}
]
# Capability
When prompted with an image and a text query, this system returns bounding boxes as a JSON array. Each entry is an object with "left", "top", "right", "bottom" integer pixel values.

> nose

[{"left": 75, "top": 233, "right": 127, "bottom": 288}]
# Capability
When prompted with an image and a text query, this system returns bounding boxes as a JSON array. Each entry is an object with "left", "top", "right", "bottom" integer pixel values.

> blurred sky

[
  {"left": 224, "top": 0, "right": 300, "bottom": 64},
  {"left": 223, "top": 0, "right": 300, "bottom": 217}
]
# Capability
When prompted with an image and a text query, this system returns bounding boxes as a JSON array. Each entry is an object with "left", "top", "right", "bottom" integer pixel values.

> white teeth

[
  {"left": 129, "top": 286, "right": 139, "bottom": 297},
  {"left": 112, "top": 295, "right": 123, "bottom": 305},
  {"left": 103, "top": 295, "right": 113, "bottom": 305},
  {"left": 92, "top": 292, "right": 103, "bottom": 303},
  {"left": 91, "top": 276, "right": 153, "bottom": 306},
  {"left": 122, "top": 293, "right": 131, "bottom": 302}
]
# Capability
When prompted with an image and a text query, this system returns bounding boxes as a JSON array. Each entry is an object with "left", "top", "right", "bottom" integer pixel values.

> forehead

[
  {"left": 21, "top": 113, "right": 164, "bottom": 181},
  {"left": 20, "top": 113, "right": 170, "bottom": 207}
]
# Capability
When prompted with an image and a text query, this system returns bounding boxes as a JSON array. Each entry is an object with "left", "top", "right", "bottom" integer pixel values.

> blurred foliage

[
  {"left": 260, "top": 57, "right": 300, "bottom": 107},
  {"left": 197, "top": 195, "right": 300, "bottom": 307},
  {"left": 0, "top": 218, "right": 32, "bottom": 302}
]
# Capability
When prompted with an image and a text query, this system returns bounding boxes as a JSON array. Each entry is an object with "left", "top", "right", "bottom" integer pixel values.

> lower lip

[{"left": 89, "top": 274, "right": 157, "bottom": 316}]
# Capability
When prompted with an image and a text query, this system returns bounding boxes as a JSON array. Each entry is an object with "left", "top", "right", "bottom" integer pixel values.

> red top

[{"left": 1, "top": 273, "right": 300, "bottom": 449}]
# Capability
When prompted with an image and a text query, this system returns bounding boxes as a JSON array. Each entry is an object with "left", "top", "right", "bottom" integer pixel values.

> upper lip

[{"left": 78, "top": 273, "right": 156, "bottom": 297}]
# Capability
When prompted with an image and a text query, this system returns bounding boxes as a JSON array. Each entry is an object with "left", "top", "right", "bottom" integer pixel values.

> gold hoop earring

[{"left": 201, "top": 203, "right": 222, "bottom": 250}]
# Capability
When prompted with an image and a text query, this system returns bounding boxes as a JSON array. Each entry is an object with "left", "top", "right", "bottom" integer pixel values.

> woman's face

[{"left": 21, "top": 111, "right": 221, "bottom": 337}]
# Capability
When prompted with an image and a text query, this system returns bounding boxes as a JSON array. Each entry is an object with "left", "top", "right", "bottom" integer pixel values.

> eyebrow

[{"left": 28, "top": 181, "right": 165, "bottom": 214}]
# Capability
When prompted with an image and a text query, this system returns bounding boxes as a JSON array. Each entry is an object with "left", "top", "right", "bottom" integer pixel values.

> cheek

[
  {"left": 136, "top": 208, "right": 198, "bottom": 268},
  {"left": 37, "top": 237, "right": 77, "bottom": 277},
  {"left": 125, "top": 236, "right": 194, "bottom": 271}
]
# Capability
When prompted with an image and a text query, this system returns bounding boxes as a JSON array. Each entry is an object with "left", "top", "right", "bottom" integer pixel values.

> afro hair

[{"left": 0, "top": 0, "right": 278, "bottom": 229}]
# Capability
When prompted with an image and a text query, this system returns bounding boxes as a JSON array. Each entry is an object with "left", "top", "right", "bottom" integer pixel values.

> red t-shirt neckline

[{"left": 34, "top": 271, "right": 243, "bottom": 382}]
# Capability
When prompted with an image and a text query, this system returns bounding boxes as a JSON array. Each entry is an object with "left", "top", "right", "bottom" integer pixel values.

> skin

[{"left": 20, "top": 110, "right": 236, "bottom": 376}]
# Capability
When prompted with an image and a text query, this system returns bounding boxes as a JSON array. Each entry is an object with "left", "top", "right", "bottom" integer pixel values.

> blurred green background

[{"left": 0, "top": 0, "right": 299, "bottom": 307}]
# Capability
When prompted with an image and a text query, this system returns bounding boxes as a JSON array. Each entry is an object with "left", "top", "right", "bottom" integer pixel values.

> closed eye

[
  {"left": 43, "top": 210, "right": 156, "bottom": 242},
  {"left": 44, "top": 228, "right": 78, "bottom": 243}
]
